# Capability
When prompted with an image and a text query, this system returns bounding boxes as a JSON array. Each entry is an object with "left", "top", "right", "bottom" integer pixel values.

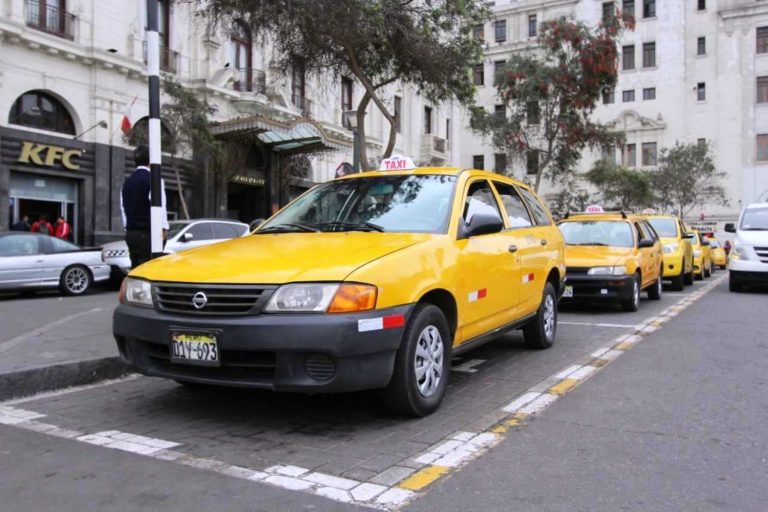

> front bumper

[
  {"left": 662, "top": 253, "right": 684, "bottom": 278},
  {"left": 113, "top": 303, "right": 412, "bottom": 393},
  {"left": 729, "top": 258, "right": 768, "bottom": 285},
  {"left": 562, "top": 274, "right": 634, "bottom": 301}
]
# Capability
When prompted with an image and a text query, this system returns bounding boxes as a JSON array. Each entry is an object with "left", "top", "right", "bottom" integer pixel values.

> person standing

[
  {"left": 55, "top": 216, "right": 72, "bottom": 240},
  {"left": 31, "top": 215, "right": 54, "bottom": 236},
  {"left": 11, "top": 215, "right": 31, "bottom": 231},
  {"left": 120, "top": 145, "right": 169, "bottom": 269}
]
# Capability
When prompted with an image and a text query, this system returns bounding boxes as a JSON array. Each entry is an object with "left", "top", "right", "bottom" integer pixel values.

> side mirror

[
  {"left": 701, "top": 237, "right": 710, "bottom": 246},
  {"left": 466, "top": 214, "right": 504, "bottom": 237},
  {"left": 683, "top": 232, "right": 696, "bottom": 240},
  {"left": 724, "top": 223, "right": 736, "bottom": 233},
  {"left": 181, "top": 232, "right": 194, "bottom": 242},
  {"left": 638, "top": 238, "right": 655, "bottom": 248}
]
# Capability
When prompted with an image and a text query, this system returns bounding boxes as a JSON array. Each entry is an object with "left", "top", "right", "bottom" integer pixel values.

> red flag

[{"left": 121, "top": 95, "right": 138, "bottom": 136}]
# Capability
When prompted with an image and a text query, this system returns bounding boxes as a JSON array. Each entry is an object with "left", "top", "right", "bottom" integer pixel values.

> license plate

[
  {"left": 170, "top": 330, "right": 220, "bottom": 366},
  {"left": 562, "top": 285, "right": 573, "bottom": 298}
]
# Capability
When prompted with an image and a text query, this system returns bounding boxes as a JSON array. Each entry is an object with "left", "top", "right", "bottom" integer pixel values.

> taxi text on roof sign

[
  {"left": 379, "top": 155, "right": 416, "bottom": 171},
  {"left": 585, "top": 204, "right": 604, "bottom": 213}
]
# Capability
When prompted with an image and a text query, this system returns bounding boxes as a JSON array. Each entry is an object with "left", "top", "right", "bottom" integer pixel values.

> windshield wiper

[
  {"left": 313, "top": 221, "right": 385, "bottom": 232},
  {"left": 256, "top": 223, "right": 319, "bottom": 233},
  {"left": 741, "top": 228, "right": 768, "bottom": 231}
]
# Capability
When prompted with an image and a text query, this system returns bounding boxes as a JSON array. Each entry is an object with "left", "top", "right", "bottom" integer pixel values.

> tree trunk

[
  {"left": 355, "top": 92, "right": 373, "bottom": 171},
  {"left": 171, "top": 154, "right": 190, "bottom": 219}
]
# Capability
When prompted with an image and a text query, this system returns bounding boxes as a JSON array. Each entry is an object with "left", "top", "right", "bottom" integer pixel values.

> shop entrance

[
  {"left": 227, "top": 181, "right": 265, "bottom": 224},
  {"left": 9, "top": 172, "right": 78, "bottom": 242}
]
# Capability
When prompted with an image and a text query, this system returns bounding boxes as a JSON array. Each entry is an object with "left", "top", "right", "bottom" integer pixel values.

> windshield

[
  {"left": 708, "top": 239, "right": 720, "bottom": 248},
  {"left": 258, "top": 175, "right": 456, "bottom": 234},
  {"left": 166, "top": 221, "right": 188, "bottom": 240},
  {"left": 559, "top": 220, "right": 635, "bottom": 248},
  {"left": 648, "top": 218, "right": 679, "bottom": 238},
  {"left": 740, "top": 206, "right": 768, "bottom": 231}
]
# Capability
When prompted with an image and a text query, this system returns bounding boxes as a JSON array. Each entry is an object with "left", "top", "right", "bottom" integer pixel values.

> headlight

[
  {"left": 587, "top": 266, "right": 627, "bottom": 276},
  {"left": 264, "top": 283, "right": 378, "bottom": 313},
  {"left": 663, "top": 243, "right": 679, "bottom": 254},
  {"left": 693, "top": 249, "right": 701, "bottom": 257},
  {"left": 731, "top": 244, "right": 748, "bottom": 261},
  {"left": 119, "top": 277, "right": 153, "bottom": 306}
]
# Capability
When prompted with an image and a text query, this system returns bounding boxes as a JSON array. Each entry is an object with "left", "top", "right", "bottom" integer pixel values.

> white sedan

[
  {"left": 0, "top": 232, "right": 110, "bottom": 296},
  {"left": 102, "top": 219, "right": 250, "bottom": 274}
]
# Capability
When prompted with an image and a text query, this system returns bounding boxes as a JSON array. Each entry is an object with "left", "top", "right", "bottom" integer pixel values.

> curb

[{"left": 0, "top": 357, "right": 131, "bottom": 401}]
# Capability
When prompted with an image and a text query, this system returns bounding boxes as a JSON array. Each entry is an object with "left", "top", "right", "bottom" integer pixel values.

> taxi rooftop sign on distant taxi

[
  {"left": 585, "top": 204, "right": 604, "bottom": 213},
  {"left": 379, "top": 155, "right": 416, "bottom": 171}
]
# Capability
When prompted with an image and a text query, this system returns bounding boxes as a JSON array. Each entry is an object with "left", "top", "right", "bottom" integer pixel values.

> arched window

[
  {"left": 9, "top": 90, "right": 75, "bottom": 135},
  {"left": 128, "top": 117, "right": 174, "bottom": 151},
  {"left": 231, "top": 21, "right": 253, "bottom": 91}
]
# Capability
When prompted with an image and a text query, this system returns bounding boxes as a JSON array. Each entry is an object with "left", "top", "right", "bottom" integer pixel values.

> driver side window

[{"left": 462, "top": 180, "right": 502, "bottom": 224}]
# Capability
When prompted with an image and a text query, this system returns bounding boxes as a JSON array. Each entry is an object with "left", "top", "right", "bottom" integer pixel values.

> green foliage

[
  {"left": 471, "top": 14, "right": 633, "bottom": 191},
  {"left": 550, "top": 175, "right": 599, "bottom": 218},
  {"left": 196, "top": 0, "right": 490, "bottom": 167},
  {"left": 651, "top": 141, "right": 728, "bottom": 216},
  {"left": 585, "top": 159, "right": 654, "bottom": 211}
]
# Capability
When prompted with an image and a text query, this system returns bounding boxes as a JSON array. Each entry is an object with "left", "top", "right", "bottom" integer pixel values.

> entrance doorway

[
  {"left": 227, "top": 181, "right": 265, "bottom": 224},
  {"left": 9, "top": 172, "right": 78, "bottom": 242}
]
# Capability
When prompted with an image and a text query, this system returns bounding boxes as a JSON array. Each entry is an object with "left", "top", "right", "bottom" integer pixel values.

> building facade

[
  {"left": 459, "top": 0, "right": 768, "bottom": 224},
  {"left": 0, "top": 0, "right": 459, "bottom": 245}
]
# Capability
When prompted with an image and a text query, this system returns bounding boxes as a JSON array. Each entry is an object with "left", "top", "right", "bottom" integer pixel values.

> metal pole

[
  {"left": 146, "top": 0, "right": 163, "bottom": 258},
  {"left": 352, "top": 128, "right": 360, "bottom": 172}
]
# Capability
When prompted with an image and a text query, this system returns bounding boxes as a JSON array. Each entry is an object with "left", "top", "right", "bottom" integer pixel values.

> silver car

[
  {"left": 0, "top": 232, "right": 110, "bottom": 296},
  {"left": 102, "top": 219, "right": 250, "bottom": 274}
]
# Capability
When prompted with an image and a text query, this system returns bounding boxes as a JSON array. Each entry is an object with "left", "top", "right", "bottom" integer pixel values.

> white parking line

[
  {"left": 0, "top": 308, "right": 103, "bottom": 353},
  {"left": 559, "top": 321, "right": 638, "bottom": 329}
]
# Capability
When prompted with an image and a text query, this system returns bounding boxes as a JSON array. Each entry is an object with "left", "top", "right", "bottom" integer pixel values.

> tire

[
  {"left": 695, "top": 270, "right": 703, "bottom": 281},
  {"left": 523, "top": 282, "right": 558, "bottom": 350},
  {"left": 647, "top": 273, "right": 662, "bottom": 301},
  {"left": 621, "top": 274, "right": 641, "bottom": 312},
  {"left": 719, "top": 264, "right": 726, "bottom": 270},
  {"left": 670, "top": 270, "right": 685, "bottom": 291},
  {"left": 684, "top": 269, "right": 694, "bottom": 286},
  {"left": 59, "top": 265, "right": 92, "bottom": 296},
  {"left": 729, "top": 275, "right": 744, "bottom": 293},
  {"left": 383, "top": 304, "right": 451, "bottom": 417}
]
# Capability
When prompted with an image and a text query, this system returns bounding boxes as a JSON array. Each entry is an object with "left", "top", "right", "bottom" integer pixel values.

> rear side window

[
  {"left": 517, "top": 187, "right": 552, "bottom": 225},
  {"left": 0, "top": 234, "right": 40, "bottom": 256},
  {"left": 50, "top": 237, "right": 79, "bottom": 253},
  {"left": 212, "top": 223, "right": 240, "bottom": 239},
  {"left": 186, "top": 223, "right": 214, "bottom": 241},
  {"left": 492, "top": 181, "right": 533, "bottom": 228},
  {"left": 463, "top": 180, "right": 503, "bottom": 223}
]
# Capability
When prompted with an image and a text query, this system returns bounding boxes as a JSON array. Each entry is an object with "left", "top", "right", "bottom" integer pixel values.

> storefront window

[{"left": 9, "top": 90, "right": 75, "bottom": 135}]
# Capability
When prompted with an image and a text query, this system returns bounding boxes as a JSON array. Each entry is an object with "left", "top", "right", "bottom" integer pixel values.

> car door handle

[
  {"left": 540, "top": 239, "right": 548, "bottom": 246},
  {"left": 508, "top": 245, "right": 518, "bottom": 253}
]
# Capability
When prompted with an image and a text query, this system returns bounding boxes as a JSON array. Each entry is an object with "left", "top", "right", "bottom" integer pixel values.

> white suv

[
  {"left": 102, "top": 219, "right": 249, "bottom": 274},
  {"left": 725, "top": 202, "right": 768, "bottom": 292}
]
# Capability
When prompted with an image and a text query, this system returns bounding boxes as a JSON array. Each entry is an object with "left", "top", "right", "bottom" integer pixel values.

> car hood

[
  {"left": 564, "top": 245, "right": 632, "bottom": 268},
  {"left": 129, "top": 232, "right": 433, "bottom": 284},
  {"left": 736, "top": 230, "right": 768, "bottom": 246}
]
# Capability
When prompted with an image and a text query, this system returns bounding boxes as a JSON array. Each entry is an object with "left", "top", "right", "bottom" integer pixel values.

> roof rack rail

[{"left": 565, "top": 210, "right": 629, "bottom": 219}]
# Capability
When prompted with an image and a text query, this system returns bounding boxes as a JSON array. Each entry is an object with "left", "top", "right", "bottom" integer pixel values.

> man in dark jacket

[
  {"left": 11, "top": 215, "right": 31, "bottom": 232},
  {"left": 120, "top": 145, "right": 168, "bottom": 269}
]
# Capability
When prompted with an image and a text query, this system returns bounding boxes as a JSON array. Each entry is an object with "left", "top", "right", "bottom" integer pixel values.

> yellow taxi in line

[
  {"left": 114, "top": 161, "right": 566, "bottom": 416},
  {"left": 707, "top": 236, "right": 728, "bottom": 269},
  {"left": 558, "top": 210, "right": 664, "bottom": 312},
  {"left": 688, "top": 230, "right": 713, "bottom": 280},
  {"left": 643, "top": 214, "right": 695, "bottom": 291}
]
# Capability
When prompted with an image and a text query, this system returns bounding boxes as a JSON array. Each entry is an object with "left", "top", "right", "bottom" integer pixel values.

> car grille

[
  {"left": 755, "top": 246, "right": 768, "bottom": 264},
  {"left": 566, "top": 267, "right": 591, "bottom": 275},
  {"left": 154, "top": 283, "right": 276, "bottom": 316}
]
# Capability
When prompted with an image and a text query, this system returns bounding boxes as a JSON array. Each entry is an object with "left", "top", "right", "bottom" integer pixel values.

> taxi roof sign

[
  {"left": 379, "top": 155, "right": 416, "bottom": 171},
  {"left": 585, "top": 204, "right": 604, "bottom": 213},
  {"left": 641, "top": 208, "right": 656, "bottom": 214}
]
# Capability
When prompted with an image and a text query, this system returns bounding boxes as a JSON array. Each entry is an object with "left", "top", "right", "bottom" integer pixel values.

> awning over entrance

[{"left": 211, "top": 116, "right": 347, "bottom": 154}]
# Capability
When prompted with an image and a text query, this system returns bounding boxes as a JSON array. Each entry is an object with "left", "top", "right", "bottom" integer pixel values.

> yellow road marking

[
  {"left": 399, "top": 465, "right": 450, "bottom": 490},
  {"left": 549, "top": 378, "right": 578, "bottom": 395},
  {"left": 615, "top": 341, "right": 634, "bottom": 351}
]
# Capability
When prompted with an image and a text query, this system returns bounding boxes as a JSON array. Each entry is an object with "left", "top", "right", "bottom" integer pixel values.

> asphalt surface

[
  {"left": 1, "top": 274, "right": 765, "bottom": 511},
  {"left": 409, "top": 280, "right": 768, "bottom": 512}
]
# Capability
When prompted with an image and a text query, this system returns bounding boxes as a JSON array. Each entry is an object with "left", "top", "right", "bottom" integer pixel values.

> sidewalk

[{"left": 0, "top": 291, "right": 129, "bottom": 400}]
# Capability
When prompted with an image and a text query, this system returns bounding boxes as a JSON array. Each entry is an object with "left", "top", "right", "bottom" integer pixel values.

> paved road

[{"left": 1, "top": 272, "right": 764, "bottom": 511}]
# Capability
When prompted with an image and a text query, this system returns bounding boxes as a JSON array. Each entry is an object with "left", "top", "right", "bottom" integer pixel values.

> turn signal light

[{"left": 327, "top": 284, "right": 377, "bottom": 313}]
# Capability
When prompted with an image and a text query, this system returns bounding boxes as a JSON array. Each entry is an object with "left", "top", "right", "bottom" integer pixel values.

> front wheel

[
  {"left": 383, "top": 304, "right": 451, "bottom": 417},
  {"left": 523, "top": 282, "right": 558, "bottom": 350},
  {"left": 670, "top": 270, "right": 685, "bottom": 291},
  {"left": 621, "top": 274, "right": 641, "bottom": 312},
  {"left": 59, "top": 265, "right": 92, "bottom": 296},
  {"left": 647, "top": 273, "right": 662, "bottom": 301}
]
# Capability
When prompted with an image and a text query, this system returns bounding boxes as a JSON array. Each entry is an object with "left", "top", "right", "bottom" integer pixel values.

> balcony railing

[
  {"left": 292, "top": 95, "right": 313, "bottom": 117},
  {"left": 233, "top": 68, "right": 266, "bottom": 94},
  {"left": 25, "top": 0, "right": 75, "bottom": 40},
  {"left": 142, "top": 41, "right": 179, "bottom": 74},
  {"left": 433, "top": 136, "right": 446, "bottom": 153}
]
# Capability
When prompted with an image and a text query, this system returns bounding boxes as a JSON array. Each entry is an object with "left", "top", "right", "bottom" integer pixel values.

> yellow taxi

[
  {"left": 114, "top": 159, "right": 565, "bottom": 416},
  {"left": 643, "top": 213, "right": 694, "bottom": 291},
  {"left": 707, "top": 236, "right": 727, "bottom": 269},
  {"left": 558, "top": 209, "right": 664, "bottom": 312},
  {"left": 688, "top": 229, "right": 713, "bottom": 280}
]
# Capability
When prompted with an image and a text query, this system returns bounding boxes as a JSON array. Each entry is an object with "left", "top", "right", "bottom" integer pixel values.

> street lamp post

[{"left": 343, "top": 110, "right": 365, "bottom": 172}]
